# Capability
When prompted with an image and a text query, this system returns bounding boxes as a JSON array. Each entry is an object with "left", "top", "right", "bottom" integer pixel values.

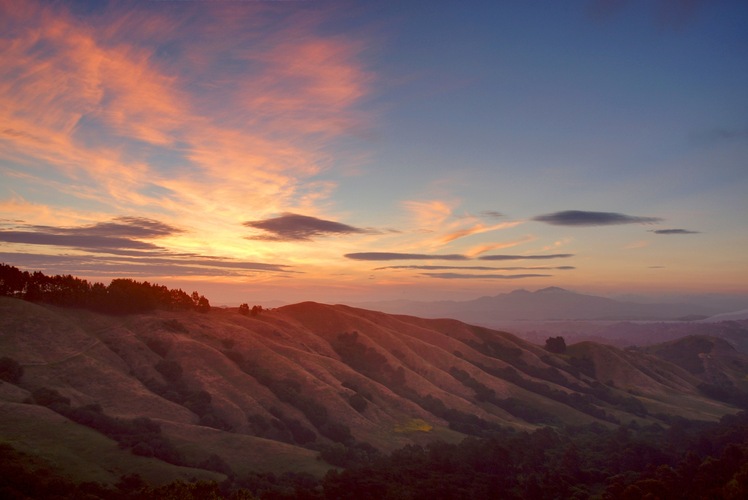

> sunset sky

[{"left": 1, "top": 0, "right": 747, "bottom": 305}]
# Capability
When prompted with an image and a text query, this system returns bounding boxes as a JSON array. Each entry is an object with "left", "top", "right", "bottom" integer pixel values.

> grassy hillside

[{"left": 1, "top": 296, "right": 744, "bottom": 487}]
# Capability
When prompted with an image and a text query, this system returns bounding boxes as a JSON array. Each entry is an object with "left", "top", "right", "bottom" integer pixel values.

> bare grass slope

[{"left": 1, "top": 296, "right": 745, "bottom": 484}]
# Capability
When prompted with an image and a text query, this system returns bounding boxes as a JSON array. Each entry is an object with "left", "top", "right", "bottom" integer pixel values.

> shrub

[
  {"left": 155, "top": 359, "right": 183, "bottom": 383},
  {"left": 0, "top": 357, "right": 23, "bottom": 384},
  {"left": 198, "top": 453, "right": 233, "bottom": 476},
  {"left": 319, "top": 422, "right": 353, "bottom": 444},
  {"left": 31, "top": 387, "right": 71, "bottom": 408},
  {"left": 146, "top": 339, "right": 170, "bottom": 357},
  {"left": 161, "top": 319, "right": 188, "bottom": 334},
  {"left": 285, "top": 419, "right": 317, "bottom": 444},
  {"left": 349, "top": 393, "right": 368, "bottom": 412}
]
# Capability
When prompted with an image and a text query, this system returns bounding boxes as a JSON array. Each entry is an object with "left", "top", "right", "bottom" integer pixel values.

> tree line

[
  {"left": 2, "top": 411, "right": 747, "bottom": 499},
  {"left": 0, "top": 263, "right": 210, "bottom": 314}
]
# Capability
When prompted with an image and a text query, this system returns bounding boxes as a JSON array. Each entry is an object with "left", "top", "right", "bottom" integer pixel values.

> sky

[{"left": 1, "top": 0, "right": 747, "bottom": 306}]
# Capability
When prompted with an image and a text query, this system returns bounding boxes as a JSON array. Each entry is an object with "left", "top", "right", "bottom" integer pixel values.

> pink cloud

[
  {"left": 0, "top": 0, "right": 374, "bottom": 229},
  {"left": 465, "top": 235, "right": 536, "bottom": 257},
  {"left": 439, "top": 221, "right": 523, "bottom": 245}
]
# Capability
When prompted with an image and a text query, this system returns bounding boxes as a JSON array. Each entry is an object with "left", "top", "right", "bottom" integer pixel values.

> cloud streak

[
  {"left": 649, "top": 229, "right": 700, "bottom": 235},
  {"left": 0, "top": 252, "right": 290, "bottom": 278},
  {"left": 533, "top": 210, "right": 662, "bottom": 226},
  {"left": 374, "top": 265, "right": 575, "bottom": 271},
  {"left": 345, "top": 252, "right": 469, "bottom": 261},
  {"left": 0, "top": 231, "right": 160, "bottom": 251},
  {"left": 439, "top": 221, "right": 522, "bottom": 245},
  {"left": 479, "top": 253, "right": 574, "bottom": 261},
  {"left": 24, "top": 217, "right": 182, "bottom": 238},
  {"left": 347, "top": 251, "right": 574, "bottom": 262},
  {"left": 422, "top": 273, "right": 552, "bottom": 280}
]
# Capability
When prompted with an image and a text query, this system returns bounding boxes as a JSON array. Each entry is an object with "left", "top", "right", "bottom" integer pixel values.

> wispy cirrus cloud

[
  {"left": 0, "top": 0, "right": 373, "bottom": 242},
  {"left": 649, "top": 228, "right": 700, "bottom": 235},
  {"left": 402, "top": 199, "right": 455, "bottom": 228},
  {"left": 465, "top": 235, "right": 537, "bottom": 257},
  {"left": 401, "top": 199, "right": 522, "bottom": 248},
  {"left": 533, "top": 210, "right": 662, "bottom": 226},
  {"left": 244, "top": 213, "right": 371, "bottom": 241},
  {"left": 479, "top": 253, "right": 574, "bottom": 261},
  {"left": 439, "top": 221, "right": 523, "bottom": 245}
]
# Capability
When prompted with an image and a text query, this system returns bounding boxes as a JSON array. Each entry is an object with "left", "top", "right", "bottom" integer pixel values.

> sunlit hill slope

[{"left": 1, "top": 296, "right": 745, "bottom": 485}]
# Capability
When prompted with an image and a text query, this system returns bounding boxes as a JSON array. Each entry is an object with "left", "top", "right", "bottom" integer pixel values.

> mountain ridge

[
  {"left": 357, "top": 286, "right": 725, "bottom": 324},
  {"left": 1, "top": 296, "right": 746, "bottom": 486}
]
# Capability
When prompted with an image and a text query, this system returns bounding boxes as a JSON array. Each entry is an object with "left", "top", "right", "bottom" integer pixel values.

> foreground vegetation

[{"left": 1, "top": 411, "right": 747, "bottom": 499}]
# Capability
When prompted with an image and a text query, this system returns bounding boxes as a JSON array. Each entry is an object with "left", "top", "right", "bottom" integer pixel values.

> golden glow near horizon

[{"left": 1, "top": 0, "right": 747, "bottom": 305}]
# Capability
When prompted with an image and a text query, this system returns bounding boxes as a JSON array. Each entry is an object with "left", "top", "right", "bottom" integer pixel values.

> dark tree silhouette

[
  {"left": 0, "top": 264, "right": 209, "bottom": 315},
  {"left": 545, "top": 336, "right": 567, "bottom": 354},
  {"left": 196, "top": 295, "right": 211, "bottom": 313}
]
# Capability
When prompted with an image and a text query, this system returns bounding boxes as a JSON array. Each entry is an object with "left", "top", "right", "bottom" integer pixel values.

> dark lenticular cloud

[
  {"left": 26, "top": 217, "right": 182, "bottom": 239},
  {"left": 344, "top": 252, "right": 468, "bottom": 261},
  {"left": 533, "top": 210, "right": 662, "bottom": 226},
  {"left": 244, "top": 213, "right": 368, "bottom": 241},
  {"left": 0, "top": 231, "right": 160, "bottom": 250},
  {"left": 479, "top": 210, "right": 504, "bottom": 219},
  {"left": 479, "top": 253, "right": 574, "bottom": 261},
  {"left": 649, "top": 229, "right": 700, "bottom": 235},
  {"left": 423, "top": 273, "right": 551, "bottom": 280},
  {"left": 0, "top": 217, "right": 182, "bottom": 251}
]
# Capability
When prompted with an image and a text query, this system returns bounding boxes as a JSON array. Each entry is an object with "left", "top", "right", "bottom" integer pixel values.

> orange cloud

[
  {"left": 439, "top": 221, "right": 523, "bottom": 245},
  {"left": 625, "top": 240, "right": 651, "bottom": 249},
  {"left": 240, "top": 36, "right": 370, "bottom": 136},
  {"left": 539, "top": 238, "right": 574, "bottom": 252},
  {"left": 403, "top": 199, "right": 456, "bottom": 228},
  {"left": 465, "top": 235, "right": 536, "bottom": 257},
  {"left": 0, "top": 0, "right": 373, "bottom": 242},
  {"left": 400, "top": 199, "right": 525, "bottom": 252}
]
